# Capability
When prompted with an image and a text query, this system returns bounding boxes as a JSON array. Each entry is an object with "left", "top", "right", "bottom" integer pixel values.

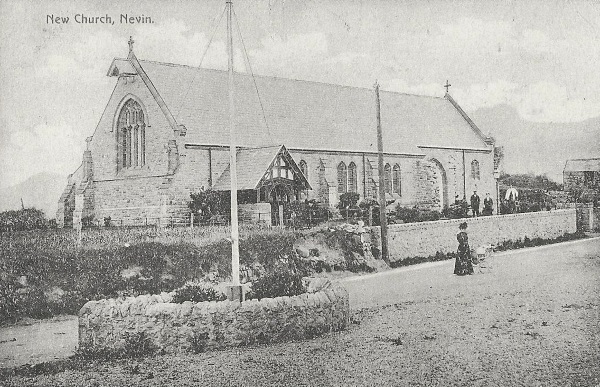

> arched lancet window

[
  {"left": 365, "top": 161, "right": 376, "bottom": 199},
  {"left": 471, "top": 160, "right": 480, "bottom": 180},
  {"left": 384, "top": 163, "right": 392, "bottom": 194},
  {"left": 393, "top": 164, "right": 401, "bottom": 195},
  {"left": 299, "top": 160, "right": 308, "bottom": 180},
  {"left": 117, "top": 99, "right": 146, "bottom": 171},
  {"left": 337, "top": 162, "right": 348, "bottom": 194},
  {"left": 348, "top": 162, "right": 357, "bottom": 193}
]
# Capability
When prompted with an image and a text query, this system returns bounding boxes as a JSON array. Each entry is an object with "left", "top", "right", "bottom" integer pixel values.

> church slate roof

[
  {"left": 564, "top": 158, "right": 600, "bottom": 172},
  {"left": 130, "top": 59, "right": 491, "bottom": 155}
]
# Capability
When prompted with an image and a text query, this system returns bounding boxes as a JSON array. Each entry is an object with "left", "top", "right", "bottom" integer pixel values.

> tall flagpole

[{"left": 227, "top": 0, "right": 240, "bottom": 288}]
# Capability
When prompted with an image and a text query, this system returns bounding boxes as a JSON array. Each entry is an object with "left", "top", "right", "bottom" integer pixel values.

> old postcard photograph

[{"left": 0, "top": 0, "right": 598, "bottom": 385}]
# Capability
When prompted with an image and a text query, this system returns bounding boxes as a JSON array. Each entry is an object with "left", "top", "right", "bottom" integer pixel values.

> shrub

[
  {"left": 359, "top": 199, "right": 380, "bottom": 226},
  {"left": 172, "top": 282, "right": 226, "bottom": 303},
  {"left": 286, "top": 200, "right": 330, "bottom": 227},
  {"left": 250, "top": 268, "right": 306, "bottom": 300},
  {"left": 81, "top": 215, "right": 95, "bottom": 228},
  {"left": 337, "top": 192, "right": 360, "bottom": 210},
  {"left": 395, "top": 206, "right": 442, "bottom": 223},
  {"left": 122, "top": 332, "right": 158, "bottom": 358},
  {"left": 442, "top": 200, "right": 469, "bottom": 219},
  {"left": 189, "top": 189, "right": 229, "bottom": 219},
  {"left": 0, "top": 208, "right": 48, "bottom": 232}
]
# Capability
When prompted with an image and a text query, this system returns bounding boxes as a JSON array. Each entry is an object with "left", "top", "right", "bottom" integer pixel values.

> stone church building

[{"left": 57, "top": 42, "right": 497, "bottom": 228}]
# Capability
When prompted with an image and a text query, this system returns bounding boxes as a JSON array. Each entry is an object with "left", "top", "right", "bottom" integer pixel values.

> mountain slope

[
  {"left": 0, "top": 172, "right": 67, "bottom": 218},
  {"left": 470, "top": 104, "right": 600, "bottom": 183}
]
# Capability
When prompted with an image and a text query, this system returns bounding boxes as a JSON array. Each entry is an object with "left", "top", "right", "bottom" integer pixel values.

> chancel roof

[{"left": 112, "top": 58, "right": 492, "bottom": 155}]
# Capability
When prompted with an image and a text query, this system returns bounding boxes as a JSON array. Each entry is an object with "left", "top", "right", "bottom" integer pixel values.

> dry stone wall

[
  {"left": 79, "top": 282, "right": 349, "bottom": 353},
  {"left": 372, "top": 209, "right": 576, "bottom": 262}
]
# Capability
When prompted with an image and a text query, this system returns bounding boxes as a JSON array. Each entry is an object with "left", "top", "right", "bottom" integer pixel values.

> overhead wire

[
  {"left": 232, "top": 6, "right": 274, "bottom": 144},
  {"left": 174, "top": 5, "right": 227, "bottom": 119}
]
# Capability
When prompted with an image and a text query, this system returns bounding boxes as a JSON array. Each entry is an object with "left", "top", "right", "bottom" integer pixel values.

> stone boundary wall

[
  {"left": 79, "top": 282, "right": 349, "bottom": 353},
  {"left": 372, "top": 209, "right": 576, "bottom": 262},
  {"left": 556, "top": 203, "right": 597, "bottom": 231}
]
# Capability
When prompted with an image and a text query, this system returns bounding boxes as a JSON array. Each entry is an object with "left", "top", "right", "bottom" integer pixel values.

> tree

[{"left": 493, "top": 146, "right": 504, "bottom": 171}]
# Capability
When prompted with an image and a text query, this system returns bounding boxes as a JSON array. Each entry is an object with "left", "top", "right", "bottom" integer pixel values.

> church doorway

[
  {"left": 267, "top": 184, "right": 293, "bottom": 226},
  {"left": 212, "top": 145, "right": 311, "bottom": 226},
  {"left": 428, "top": 158, "right": 449, "bottom": 210}
]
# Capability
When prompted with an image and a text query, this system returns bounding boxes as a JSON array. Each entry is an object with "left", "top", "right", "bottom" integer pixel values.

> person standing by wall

[
  {"left": 470, "top": 190, "right": 481, "bottom": 217},
  {"left": 483, "top": 193, "right": 494, "bottom": 216}
]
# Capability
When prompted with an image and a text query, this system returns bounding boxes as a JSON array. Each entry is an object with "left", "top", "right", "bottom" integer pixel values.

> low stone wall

[
  {"left": 372, "top": 209, "right": 576, "bottom": 262},
  {"left": 79, "top": 282, "right": 349, "bottom": 353},
  {"left": 556, "top": 203, "right": 597, "bottom": 231}
]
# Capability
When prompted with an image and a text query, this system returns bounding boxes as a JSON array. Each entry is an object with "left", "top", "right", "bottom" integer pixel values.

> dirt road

[
  {"left": 0, "top": 315, "right": 77, "bottom": 368},
  {"left": 2, "top": 237, "right": 599, "bottom": 386}
]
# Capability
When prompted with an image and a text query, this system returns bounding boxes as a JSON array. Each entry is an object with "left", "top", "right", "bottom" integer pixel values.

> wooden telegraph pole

[
  {"left": 375, "top": 81, "right": 389, "bottom": 264},
  {"left": 226, "top": 0, "right": 242, "bottom": 301}
]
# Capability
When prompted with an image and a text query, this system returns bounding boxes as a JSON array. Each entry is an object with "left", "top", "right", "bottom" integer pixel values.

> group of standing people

[{"left": 469, "top": 191, "right": 494, "bottom": 217}]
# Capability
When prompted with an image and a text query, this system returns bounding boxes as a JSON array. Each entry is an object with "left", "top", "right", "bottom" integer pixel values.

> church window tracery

[
  {"left": 384, "top": 163, "right": 392, "bottom": 194},
  {"left": 337, "top": 162, "right": 347, "bottom": 193},
  {"left": 117, "top": 99, "right": 146, "bottom": 171},
  {"left": 471, "top": 160, "right": 480, "bottom": 180},
  {"left": 348, "top": 162, "right": 357, "bottom": 193},
  {"left": 393, "top": 164, "right": 402, "bottom": 195}
]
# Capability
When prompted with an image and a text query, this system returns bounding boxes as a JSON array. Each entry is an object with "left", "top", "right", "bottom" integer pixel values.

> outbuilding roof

[
  {"left": 112, "top": 58, "right": 492, "bottom": 155},
  {"left": 212, "top": 145, "right": 311, "bottom": 191},
  {"left": 564, "top": 158, "right": 600, "bottom": 172}
]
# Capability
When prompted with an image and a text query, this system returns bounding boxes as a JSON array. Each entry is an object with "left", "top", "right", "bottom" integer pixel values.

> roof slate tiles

[
  {"left": 564, "top": 158, "right": 600, "bottom": 172},
  {"left": 136, "top": 60, "right": 490, "bottom": 155}
]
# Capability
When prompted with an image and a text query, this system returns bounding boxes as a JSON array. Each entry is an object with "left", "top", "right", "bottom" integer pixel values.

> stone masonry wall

[
  {"left": 79, "top": 282, "right": 350, "bottom": 353},
  {"left": 372, "top": 209, "right": 576, "bottom": 262}
]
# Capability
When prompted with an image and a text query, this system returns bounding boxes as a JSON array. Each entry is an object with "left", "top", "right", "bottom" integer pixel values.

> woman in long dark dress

[{"left": 454, "top": 222, "right": 474, "bottom": 275}]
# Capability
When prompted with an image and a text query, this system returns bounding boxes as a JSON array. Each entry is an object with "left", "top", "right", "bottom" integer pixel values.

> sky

[{"left": 1, "top": 0, "right": 599, "bottom": 189}]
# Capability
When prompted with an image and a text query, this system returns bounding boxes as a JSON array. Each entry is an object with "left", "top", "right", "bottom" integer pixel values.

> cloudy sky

[{"left": 1, "top": 0, "right": 599, "bottom": 188}]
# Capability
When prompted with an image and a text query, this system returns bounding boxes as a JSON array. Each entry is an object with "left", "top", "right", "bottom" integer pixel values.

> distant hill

[
  {"left": 0, "top": 172, "right": 67, "bottom": 218},
  {"left": 470, "top": 104, "right": 600, "bottom": 184}
]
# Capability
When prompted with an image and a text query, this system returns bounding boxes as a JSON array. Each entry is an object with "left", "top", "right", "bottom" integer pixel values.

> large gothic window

[
  {"left": 117, "top": 99, "right": 146, "bottom": 171},
  {"left": 393, "top": 164, "right": 402, "bottom": 195},
  {"left": 337, "top": 162, "right": 348, "bottom": 193},
  {"left": 471, "top": 160, "right": 480, "bottom": 180},
  {"left": 348, "top": 162, "right": 358, "bottom": 193},
  {"left": 384, "top": 163, "right": 392, "bottom": 194}
]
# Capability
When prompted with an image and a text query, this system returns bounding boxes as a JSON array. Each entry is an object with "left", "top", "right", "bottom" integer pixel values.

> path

[{"left": 0, "top": 315, "right": 78, "bottom": 368}]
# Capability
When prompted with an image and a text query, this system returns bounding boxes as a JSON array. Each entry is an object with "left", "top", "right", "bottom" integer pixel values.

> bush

[
  {"left": 121, "top": 332, "right": 158, "bottom": 358},
  {"left": 337, "top": 192, "right": 360, "bottom": 210},
  {"left": 359, "top": 199, "right": 380, "bottom": 226},
  {"left": 0, "top": 208, "right": 48, "bottom": 232},
  {"left": 395, "top": 206, "right": 442, "bottom": 223},
  {"left": 286, "top": 200, "right": 329, "bottom": 228},
  {"left": 189, "top": 189, "right": 229, "bottom": 219},
  {"left": 75, "top": 332, "right": 157, "bottom": 360},
  {"left": 172, "top": 282, "right": 226, "bottom": 303},
  {"left": 250, "top": 268, "right": 306, "bottom": 300},
  {"left": 442, "top": 200, "right": 469, "bottom": 219}
]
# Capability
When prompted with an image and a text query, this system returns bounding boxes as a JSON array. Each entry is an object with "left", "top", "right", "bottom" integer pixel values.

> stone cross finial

[
  {"left": 128, "top": 36, "right": 135, "bottom": 53},
  {"left": 444, "top": 80, "right": 451, "bottom": 93}
]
